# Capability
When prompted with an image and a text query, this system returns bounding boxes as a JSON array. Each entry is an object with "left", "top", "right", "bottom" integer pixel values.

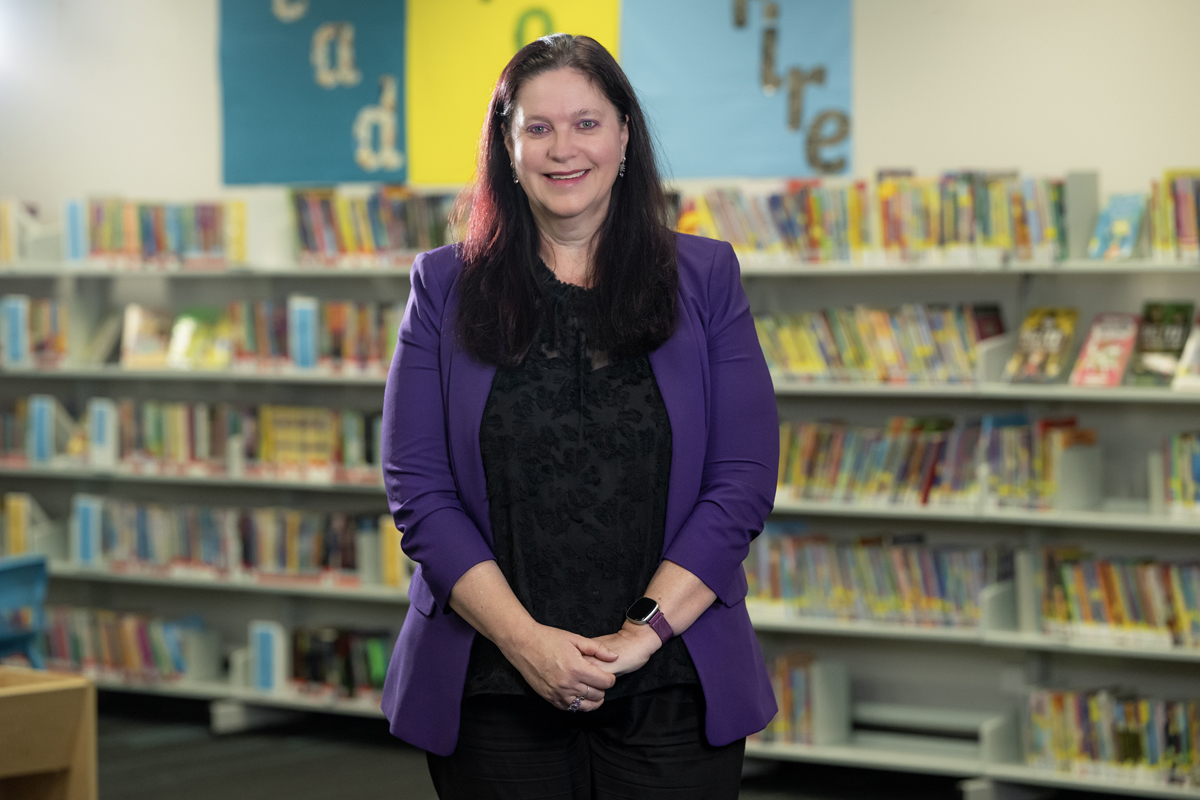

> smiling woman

[{"left": 380, "top": 33, "right": 779, "bottom": 800}]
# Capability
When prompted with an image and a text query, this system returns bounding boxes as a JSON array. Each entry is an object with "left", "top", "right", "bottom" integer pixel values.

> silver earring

[
  {"left": 511, "top": 164, "right": 519, "bottom": 184},
  {"left": 618, "top": 157, "right": 626, "bottom": 177}
]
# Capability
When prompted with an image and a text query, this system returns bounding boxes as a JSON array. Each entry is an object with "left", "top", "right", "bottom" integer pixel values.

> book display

[{"left": 4, "top": 170, "right": 1200, "bottom": 800}]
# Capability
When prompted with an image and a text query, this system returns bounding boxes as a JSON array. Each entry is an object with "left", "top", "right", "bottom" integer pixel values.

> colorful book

[
  {"left": 1004, "top": 308, "right": 1078, "bottom": 384},
  {"left": 1069, "top": 313, "right": 1140, "bottom": 387},
  {"left": 1130, "top": 303, "right": 1194, "bottom": 386}
]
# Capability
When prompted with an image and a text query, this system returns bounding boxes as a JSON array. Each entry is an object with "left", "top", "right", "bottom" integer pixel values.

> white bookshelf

[
  {"left": 0, "top": 365, "right": 388, "bottom": 385},
  {"left": 772, "top": 373, "right": 1200, "bottom": 404},
  {"left": 771, "top": 494, "right": 1200, "bottom": 535},
  {"left": 747, "top": 602, "right": 1200, "bottom": 663},
  {"left": 92, "top": 675, "right": 387, "bottom": 719},
  {"left": 0, "top": 464, "right": 385, "bottom": 494},
  {"left": 48, "top": 562, "right": 407, "bottom": 604},
  {"left": 3, "top": 256, "right": 1199, "bottom": 280},
  {"left": 737, "top": 255, "right": 1200, "bottom": 278},
  {"left": 12, "top": 229, "right": 1200, "bottom": 799},
  {"left": 0, "top": 262, "right": 414, "bottom": 279}
]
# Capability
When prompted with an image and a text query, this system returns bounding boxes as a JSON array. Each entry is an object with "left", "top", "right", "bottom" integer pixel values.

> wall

[{"left": 1, "top": 0, "right": 1199, "bottom": 214}]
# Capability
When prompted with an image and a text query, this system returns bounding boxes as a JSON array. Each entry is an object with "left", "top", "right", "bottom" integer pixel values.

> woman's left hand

[{"left": 586, "top": 621, "right": 662, "bottom": 676}]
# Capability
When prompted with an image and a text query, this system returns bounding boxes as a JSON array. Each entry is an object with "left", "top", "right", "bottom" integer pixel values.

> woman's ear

[{"left": 620, "top": 115, "right": 630, "bottom": 153}]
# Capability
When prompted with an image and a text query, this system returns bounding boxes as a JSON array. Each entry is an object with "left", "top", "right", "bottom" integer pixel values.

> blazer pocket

[{"left": 407, "top": 565, "right": 437, "bottom": 616}]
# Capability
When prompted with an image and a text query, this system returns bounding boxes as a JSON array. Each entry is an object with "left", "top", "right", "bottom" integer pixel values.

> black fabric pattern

[{"left": 465, "top": 259, "right": 697, "bottom": 700}]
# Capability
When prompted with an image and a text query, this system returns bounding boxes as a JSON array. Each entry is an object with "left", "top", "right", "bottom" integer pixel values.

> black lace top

[{"left": 463, "top": 260, "right": 698, "bottom": 700}]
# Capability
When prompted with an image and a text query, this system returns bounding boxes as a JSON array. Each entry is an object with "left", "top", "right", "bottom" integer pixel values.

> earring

[
  {"left": 511, "top": 164, "right": 519, "bottom": 184},
  {"left": 618, "top": 157, "right": 626, "bottom": 177}
]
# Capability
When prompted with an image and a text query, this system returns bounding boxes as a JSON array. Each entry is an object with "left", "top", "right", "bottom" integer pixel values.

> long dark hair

[{"left": 455, "top": 33, "right": 678, "bottom": 367}]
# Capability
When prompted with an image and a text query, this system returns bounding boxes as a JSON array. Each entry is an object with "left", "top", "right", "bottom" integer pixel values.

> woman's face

[{"left": 506, "top": 67, "right": 629, "bottom": 234}]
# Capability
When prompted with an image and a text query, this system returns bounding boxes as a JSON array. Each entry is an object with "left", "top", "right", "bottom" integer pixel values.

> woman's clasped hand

[{"left": 499, "top": 623, "right": 619, "bottom": 712}]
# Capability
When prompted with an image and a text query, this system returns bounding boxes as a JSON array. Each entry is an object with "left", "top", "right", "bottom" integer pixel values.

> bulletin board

[{"left": 220, "top": 0, "right": 851, "bottom": 185}]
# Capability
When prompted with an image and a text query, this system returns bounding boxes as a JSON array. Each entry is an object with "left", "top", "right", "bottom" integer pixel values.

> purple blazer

[{"left": 380, "top": 233, "right": 779, "bottom": 756}]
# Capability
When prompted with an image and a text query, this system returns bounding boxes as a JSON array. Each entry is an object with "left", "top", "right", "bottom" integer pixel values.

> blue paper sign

[
  {"left": 221, "top": 0, "right": 407, "bottom": 184},
  {"left": 620, "top": 0, "right": 852, "bottom": 179}
]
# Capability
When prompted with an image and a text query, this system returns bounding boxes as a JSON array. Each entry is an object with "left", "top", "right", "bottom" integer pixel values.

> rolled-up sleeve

[
  {"left": 382, "top": 253, "right": 495, "bottom": 610},
  {"left": 662, "top": 241, "right": 779, "bottom": 605}
]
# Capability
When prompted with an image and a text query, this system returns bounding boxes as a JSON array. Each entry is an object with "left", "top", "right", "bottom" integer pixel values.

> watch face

[{"left": 626, "top": 597, "right": 659, "bottom": 623}]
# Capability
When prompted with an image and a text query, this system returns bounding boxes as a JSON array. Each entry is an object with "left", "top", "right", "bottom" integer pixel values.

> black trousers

[{"left": 426, "top": 684, "right": 745, "bottom": 799}]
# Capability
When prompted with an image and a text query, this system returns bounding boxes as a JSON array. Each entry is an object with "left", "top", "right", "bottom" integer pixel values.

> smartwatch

[{"left": 625, "top": 596, "right": 674, "bottom": 644}]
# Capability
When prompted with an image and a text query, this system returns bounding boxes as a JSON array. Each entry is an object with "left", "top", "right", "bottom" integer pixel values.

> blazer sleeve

[
  {"left": 382, "top": 252, "right": 496, "bottom": 610},
  {"left": 662, "top": 240, "right": 779, "bottom": 605}
]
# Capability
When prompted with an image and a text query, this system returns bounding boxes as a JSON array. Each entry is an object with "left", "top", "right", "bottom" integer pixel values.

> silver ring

[
  {"left": 568, "top": 696, "right": 582, "bottom": 712},
  {"left": 583, "top": 686, "right": 592, "bottom": 701}
]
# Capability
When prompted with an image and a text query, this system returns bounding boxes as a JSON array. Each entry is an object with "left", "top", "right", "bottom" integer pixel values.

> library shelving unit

[{"left": 5, "top": 249, "right": 1200, "bottom": 798}]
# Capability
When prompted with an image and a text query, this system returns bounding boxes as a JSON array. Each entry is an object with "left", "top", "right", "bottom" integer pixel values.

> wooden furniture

[{"left": 0, "top": 667, "right": 96, "bottom": 800}]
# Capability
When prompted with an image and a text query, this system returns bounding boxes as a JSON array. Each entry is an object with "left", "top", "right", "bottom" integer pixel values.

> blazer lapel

[{"left": 649, "top": 305, "right": 707, "bottom": 551}]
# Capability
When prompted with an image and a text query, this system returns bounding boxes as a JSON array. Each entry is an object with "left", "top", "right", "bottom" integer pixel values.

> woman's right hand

[{"left": 500, "top": 623, "right": 619, "bottom": 712}]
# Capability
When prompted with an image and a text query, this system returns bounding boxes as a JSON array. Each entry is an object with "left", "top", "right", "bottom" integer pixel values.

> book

[
  {"left": 1004, "top": 308, "right": 1078, "bottom": 384},
  {"left": 86, "top": 398, "right": 119, "bottom": 468},
  {"left": 1069, "top": 312, "right": 1140, "bottom": 387},
  {"left": 1129, "top": 302, "right": 1194, "bottom": 386},
  {"left": 1087, "top": 193, "right": 1148, "bottom": 260},
  {"left": 0, "top": 295, "right": 30, "bottom": 367},
  {"left": 69, "top": 494, "right": 105, "bottom": 566},
  {"left": 286, "top": 295, "right": 319, "bottom": 369},
  {"left": 1174, "top": 313, "right": 1200, "bottom": 390},
  {"left": 120, "top": 305, "right": 172, "bottom": 369},
  {"left": 249, "top": 619, "right": 290, "bottom": 692},
  {"left": 165, "top": 307, "right": 233, "bottom": 370}
]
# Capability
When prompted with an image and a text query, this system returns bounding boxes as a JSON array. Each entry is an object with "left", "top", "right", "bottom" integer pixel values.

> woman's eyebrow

[{"left": 523, "top": 108, "right": 602, "bottom": 122}]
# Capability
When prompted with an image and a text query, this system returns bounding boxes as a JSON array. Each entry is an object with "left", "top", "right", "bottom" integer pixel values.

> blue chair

[{"left": 0, "top": 554, "right": 48, "bottom": 669}]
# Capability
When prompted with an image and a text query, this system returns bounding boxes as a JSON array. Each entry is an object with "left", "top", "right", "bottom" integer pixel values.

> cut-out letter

[
  {"left": 805, "top": 109, "right": 850, "bottom": 174},
  {"left": 312, "top": 22, "right": 362, "bottom": 89},
  {"left": 514, "top": 8, "right": 553, "bottom": 51},
  {"left": 354, "top": 75, "right": 404, "bottom": 173},
  {"left": 272, "top": 0, "right": 308, "bottom": 23},
  {"left": 761, "top": 2, "right": 782, "bottom": 95},
  {"left": 787, "top": 66, "right": 826, "bottom": 131}
]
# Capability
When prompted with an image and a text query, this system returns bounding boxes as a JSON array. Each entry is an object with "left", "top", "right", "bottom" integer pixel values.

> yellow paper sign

[{"left": 406, "top": 0, "right": 621, "bottom": 186}]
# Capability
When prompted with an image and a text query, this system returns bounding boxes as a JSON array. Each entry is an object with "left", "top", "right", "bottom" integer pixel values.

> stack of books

[
  {"left": 746, "top": 524, "right": 1010, "bottom": 628},
  {"left": 1025, "top": 686, "right": 1200, "bottom": 787},
  {"left": 40, "top": 605, "right": 221, "bottom": 683},
  {"left": 63, "top": 198, "right": 246, "bottom": 269},
  {"left": 675, "top": 173, "right": 1072, "bottom": 265},
  {"left": 291, "top": 186, "right": 457, "bottom": 268},
  {"left": 288, "top": 625, "right": 395, "bottom": 702},
  {"left": 111, "top": 300, "right": 403, "bottom": 375},
  {"left": 755, "top": 303, "right": 1004, "bottom": 384},
  {"left": 756, "top": 650, "right": 816, "bottom": 745},
  {"left": 1037, "top": 546, "right": 1200, "bottom": 648},
  {"left": 0, "top": 295, "right": 68, "bottom": 369},
  {"left": 1148, "top": 170, "right": 1200, "bottom": 263},
  {"left": 1163, "top": 433, "right": 1200, "bottom": 516},
  {"left": 777, "top": 413, "right": 1098, "bottom": 512},
  {"left": 68, "top": 495, "right": 412, "bottom": 590},
  {"left": 1, "top": 394, "right": 384, "bottom": 485}
]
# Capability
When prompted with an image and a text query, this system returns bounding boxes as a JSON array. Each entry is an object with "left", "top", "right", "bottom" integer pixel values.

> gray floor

[{"left": 96, "top": 694, "right": 1119, "bottom": 800}]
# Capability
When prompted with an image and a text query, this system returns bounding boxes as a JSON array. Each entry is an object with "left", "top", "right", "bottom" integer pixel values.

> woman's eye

[{"left": 579, "top": 120, "right": 597, "bottom": 129}]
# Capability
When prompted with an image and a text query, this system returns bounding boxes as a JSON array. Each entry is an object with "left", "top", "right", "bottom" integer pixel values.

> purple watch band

[{"left": 646, "top": 609, "right": 674, "bottom": 644}]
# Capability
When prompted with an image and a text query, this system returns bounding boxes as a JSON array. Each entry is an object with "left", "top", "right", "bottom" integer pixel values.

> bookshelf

[{"left": 5, "top": 178, "right": 1200, "bottom": 798}]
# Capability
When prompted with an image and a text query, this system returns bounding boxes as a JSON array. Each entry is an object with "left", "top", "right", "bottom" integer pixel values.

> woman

[{"left": 380, "top": 33, "right": 778, "bottom": 798}]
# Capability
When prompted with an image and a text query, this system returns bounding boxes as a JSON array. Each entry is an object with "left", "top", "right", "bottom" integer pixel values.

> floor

[{"left": 96, "top": 693, "right": 1121, "bottom": 800}]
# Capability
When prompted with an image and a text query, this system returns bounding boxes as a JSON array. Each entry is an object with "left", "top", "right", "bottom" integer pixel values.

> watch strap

[{"left": 646, "top": 609, "right": 674, "bottom": 644}]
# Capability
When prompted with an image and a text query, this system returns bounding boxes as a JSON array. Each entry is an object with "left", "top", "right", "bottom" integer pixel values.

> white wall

[
  {"left": 853, "top": 0, "right": 1200, "bottom": 195},
  {"left": 0, "top": 0, "right": 223, "bottom": 210},
  {"left": 2, "top": 0, "right": 1199, "bottom": 214}
]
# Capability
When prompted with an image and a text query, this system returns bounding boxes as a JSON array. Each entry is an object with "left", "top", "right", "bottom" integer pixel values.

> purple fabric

[{"left": 380, "top": 233, "right": 779, "bottom": 756}]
